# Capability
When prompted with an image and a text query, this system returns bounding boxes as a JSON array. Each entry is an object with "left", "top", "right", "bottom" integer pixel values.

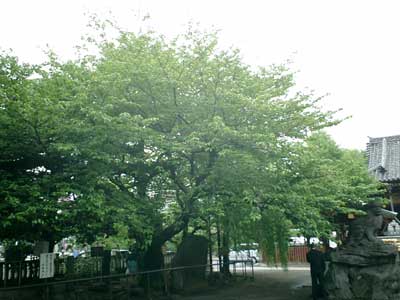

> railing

[
  {"left": 263, "top": 245, "right": 308, "bottom": 265},
  {"left": 0, "top": 261, "right": 254, "bottom": 300},
  {"left": 287, "top": 246, "right": 308, "bottom": 263},
  {"left": 164, "top": 252, "right": 175, "bottom": 267},
  {"left": 0, "top": 260, "right": 40, "bottom": 287},
  {"left": 229, "top": 259, "right": 255, "bottom": 278},
  {"left": 0, "top": 255, "right": 128, "bottom": 288}
]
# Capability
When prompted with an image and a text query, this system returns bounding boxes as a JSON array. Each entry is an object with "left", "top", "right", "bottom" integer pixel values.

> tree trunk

[
  {"left": 208, "top": 218, "right": 213, "bottom": 273},
  {"left": 221, "top": 227, "right": 230, "bottom": 276},
  {"left": 182, "top": 222, "right": 188, "bottom": 241},
  {"left": 142, "top": 215, "right": 189, "bottom": 271},
  {"left": 216, "top": 219, "right": 222, "bottom": 271},
  {"left": 143, "top": 240, "right": 164, "bottom": 271},
  {"left": 141, "top": 238, "right": 164, "bottom": 290}
]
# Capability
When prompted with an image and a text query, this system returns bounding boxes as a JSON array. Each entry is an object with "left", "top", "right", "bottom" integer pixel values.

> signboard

[{"left": 39, "top": 253, "right": 55, "bottom": 279}]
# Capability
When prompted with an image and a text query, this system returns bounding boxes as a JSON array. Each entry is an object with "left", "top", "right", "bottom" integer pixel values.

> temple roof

[{"left": 367, "top": 135, "right": 400, "bottom": 182}]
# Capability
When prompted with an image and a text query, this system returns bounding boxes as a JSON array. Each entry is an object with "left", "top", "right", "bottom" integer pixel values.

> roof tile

[{"left": 367, "top": 135, "right": 400, "bottom": 182}]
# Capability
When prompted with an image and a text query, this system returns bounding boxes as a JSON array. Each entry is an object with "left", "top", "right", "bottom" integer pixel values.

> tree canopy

[{"left": 0, "top": 22, "right": 383, "bottom": 268}]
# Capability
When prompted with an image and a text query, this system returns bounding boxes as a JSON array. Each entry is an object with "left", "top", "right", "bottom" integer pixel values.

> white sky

[{"left": 1, "top": 0, "right": 400, "bottom": 150}]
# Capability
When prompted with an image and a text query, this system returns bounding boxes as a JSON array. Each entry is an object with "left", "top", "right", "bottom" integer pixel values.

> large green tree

[
  {"left": 3, "top": 22, "right": 376, "bottom": 271},
  {"left": 81, "top": 27, "right": 338, "bottom": 269}
]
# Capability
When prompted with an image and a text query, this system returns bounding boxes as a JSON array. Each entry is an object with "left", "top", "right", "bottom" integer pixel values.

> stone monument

[
  {"left": 324, "top": 204, "right": 400, "bottom": 300},
  {"left": 171, "top": 235, "right": 209, "bottom": 290}
]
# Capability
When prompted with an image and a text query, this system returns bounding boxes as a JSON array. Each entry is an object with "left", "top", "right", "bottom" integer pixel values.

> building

[{"left": 367, "top": 135, "right": 400, "bottom": 212}]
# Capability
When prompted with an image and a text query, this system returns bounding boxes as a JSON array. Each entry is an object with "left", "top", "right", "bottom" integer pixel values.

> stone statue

[
  {"left": 324, "top": 204, "right": 400, "bottom": 300},
  {"left": 331, "top": 205, "right": 397, "bottom": 266},
  {"left": 346, "top": 206, "right": 384, "bottom": 247}
]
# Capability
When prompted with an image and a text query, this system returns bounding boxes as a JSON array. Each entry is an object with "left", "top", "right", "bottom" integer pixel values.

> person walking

[{"left": 306, "top": 243, "right": 325, "bottom": 300}]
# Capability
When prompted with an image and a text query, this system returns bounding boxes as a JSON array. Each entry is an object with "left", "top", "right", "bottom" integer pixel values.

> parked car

[
  {"left": 229, "top": 244, "right": 260, "bottom": 263},
  {"left": 111, "top": 249, "right": 130, "bottom": 258},
  {"left": 289, "top": 236, "right": 337, "bottom": 248}
]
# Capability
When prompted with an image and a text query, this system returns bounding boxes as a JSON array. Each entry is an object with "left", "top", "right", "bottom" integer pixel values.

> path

[{"left": 175, "top": 265, "right": 312, "bottom": 300}]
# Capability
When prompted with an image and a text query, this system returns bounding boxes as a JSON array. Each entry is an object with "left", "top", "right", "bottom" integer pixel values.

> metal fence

[
  {"left": 263, "top": 245, "right": 308, "bottom": 265},
  {"left": 0, "top": 255, "right": 127, "bottom": 288},
  {"left": 0, "top": 260, "right": 40, "bottom": 287},
  {"left": 0, "top": 261, "right": 254, "bottom": 300}
]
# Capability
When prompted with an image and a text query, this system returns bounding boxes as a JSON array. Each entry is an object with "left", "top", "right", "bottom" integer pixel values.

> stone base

[
  {"left": 324, "top": 245, "right": 400, "bottom": 300},
  {"left": 330, "top": 244, "right": 397, "bottom": 267}
]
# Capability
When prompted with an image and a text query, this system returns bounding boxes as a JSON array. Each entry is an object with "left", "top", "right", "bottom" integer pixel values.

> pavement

[{"left": 175, "top": 265, "right": 312, "bottom": 300}]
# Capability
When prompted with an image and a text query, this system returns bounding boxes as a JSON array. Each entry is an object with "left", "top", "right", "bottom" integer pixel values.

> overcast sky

[{"left": 2, "top": 0, "right": 400, "bottom": 150}]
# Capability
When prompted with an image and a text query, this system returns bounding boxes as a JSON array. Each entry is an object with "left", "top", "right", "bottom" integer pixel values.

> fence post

[
  {"left": 4, "top": 263, "right": 7, "bottom": 288},
  {"left": 18, "top": 262, "right": 22, "bottom": 286},
  {"left": 0, "top": 263, "right": 3, "bottom": 288},
  {"left": 108, "top": 277, "right": 113, "bottom": 300},
  {"left": 74, "top": 281, "right": 78, "bottom": 300},
  {"left": 45, "top": 279, "right": 49, "bottom": 300},
  {"left": 251, "top": 260, "right": 254, "bottom": 281},
  {"left": 146, "top": 273, "right": 151, "bottom": 299},
  {"left": 163, "top": 269, "right": 169, "bottom": 297},
  {"left": 126, "top": 274, "right": 130, "bottom": 300}
]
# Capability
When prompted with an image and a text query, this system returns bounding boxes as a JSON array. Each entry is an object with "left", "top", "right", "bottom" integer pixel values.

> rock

[
  {"left": 171, "top": 235, "right": 209, "bottom": 290},
  {"left": 325, "top": 260, "right": 400, "bottom": 300},
  {"left": 330, "top": 243, "right": 397, "bottom": 266},
  {"left": 324, "top": 264, "right": 353, "bottom": 300}
]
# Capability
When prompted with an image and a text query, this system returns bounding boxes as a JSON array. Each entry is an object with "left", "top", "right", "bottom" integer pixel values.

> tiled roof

[{"left": 367, "top": 135, "right": 400, "bottom": 182}]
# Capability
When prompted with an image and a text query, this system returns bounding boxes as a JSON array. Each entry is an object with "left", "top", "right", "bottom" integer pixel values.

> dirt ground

[{"left": 174, "top": 265, "right": 312, "bottom": 300}]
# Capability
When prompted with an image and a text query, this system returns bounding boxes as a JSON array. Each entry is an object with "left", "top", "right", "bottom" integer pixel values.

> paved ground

[
  {"left": 0, "top": 265, "right": 312, "bottom": 300},
  {"left": 175, "top": 265, "right": 312, "bottom": 300}
]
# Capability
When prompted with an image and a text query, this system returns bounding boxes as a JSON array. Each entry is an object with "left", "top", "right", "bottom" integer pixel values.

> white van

[{"left": 229, "top": 243, "right": 260, "bottom": 263}]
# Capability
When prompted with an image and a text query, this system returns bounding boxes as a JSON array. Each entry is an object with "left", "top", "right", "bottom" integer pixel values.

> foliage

[
  {"left": 259, "top": 208, "right": 290, "bottom": 268},
  {"left": 0, "top": 51, "right": 152, "bottom": 245},
  {"left": 0, "top": 20, "right": 383, "bottom": 269},
  {"left": 229, "top": 132, "right": 384, "bottom": 264},
  {"left": 95, "top": 223, "right": 134, "bottom": 250},
  {"left": 285, "top": 132, "right": 385, "bottom": 239}
]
